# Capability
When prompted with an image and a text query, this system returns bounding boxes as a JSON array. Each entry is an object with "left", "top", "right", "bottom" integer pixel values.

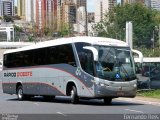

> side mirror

[{"left": 83, "top": 46, "right": 98, "bottom": 61}]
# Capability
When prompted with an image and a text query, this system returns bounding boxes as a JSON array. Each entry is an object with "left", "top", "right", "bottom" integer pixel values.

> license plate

[{"left": 117, "top": 91, "right": 124, "bottom": 96}]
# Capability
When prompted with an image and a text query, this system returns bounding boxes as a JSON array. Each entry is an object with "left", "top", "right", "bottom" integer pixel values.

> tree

[
  {"left": 13, "top": 25, "right": 23, "bottom": 32},
  {"left": 44, "top": 27, "right": 50, "bottom": 36},
  {"left": 59, "top": 23, "right": 70, "bottom": 37},
  {"left": 95, "top": 3, "right": 160, "bottom": 48},
  {"left": 3, "top": 15, "right": 14, "bottom": 22}
]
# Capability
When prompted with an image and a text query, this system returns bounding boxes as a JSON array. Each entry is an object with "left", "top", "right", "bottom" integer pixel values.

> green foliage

[
  {"left": 3, "top": 15, "right": 14, "bottom": 22},
  {"left": 44, "top": 27, "right": 50, "bottom": 36},
  {"left": 140, "top": 48, "right": 160, "bottom": 57},
  {"left": 95, "top": 3, "right": 160, "bottom": 48},
  {"left": 137, "top": 90, "right": 160, "bottom": 99},
  {"left": 28, "top": 35, "right": 34, "bottom": 42},
  {"left": 13, "top": 25, "right": 23, "bottom": 32},
  {"left": 59, "top": 23, "right": 70, "bottom": 37}
]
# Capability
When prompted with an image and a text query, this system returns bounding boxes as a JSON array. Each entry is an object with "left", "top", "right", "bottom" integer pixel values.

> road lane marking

[
  {"left": 125, "top": 109, "right": 144, "bottom": 113},
  {"left": 56, "top": 112, "right": 66, "bottom": 116}
]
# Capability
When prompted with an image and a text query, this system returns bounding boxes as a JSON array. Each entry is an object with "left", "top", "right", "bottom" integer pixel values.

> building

[
  {"left": 17, "top": 0, "right": 25, "bottom": 19},
  {"left": 145, "top": 0, "right": 160, "bottom": 10},
  {"left": 25, "top": 0, "right": 36, "bottom": 22},
  {"left": 95, "top": 0, "right": 116, "bottom": 23},
  {"left": 74, "top": 6, "right": 86, "bottom": 34},
  {"left": 0, "top": 0, "right": 2, "bottom": 16},
  {"left": 122, "top": 0, "right": 145, "bottom": 4},
  {"left": 35, "top": 0, "right": 58, "bottom": 32},
  {"left": 76, "top": 0, "right": 86, "bottom": 7},
  {"left": 57, "top": 0, "right": 77, "bottom": 31},
  {"left": 46, "top": 0, "right": 57, "bottom": 31},
  {"left": 88, "top": 12, "right": 94, "bottom": 23},
  {"left": 0, "top": 0, "right": 14, "bottom": 16}
]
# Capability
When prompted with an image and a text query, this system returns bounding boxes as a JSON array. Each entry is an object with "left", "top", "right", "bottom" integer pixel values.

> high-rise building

[
  {"left": 0, "top": 0, "right": 2, "bottom": 16},
  {"left": 122, "top": 0, "right": 145, "bottom": 4},
  {"left": 57, "top": 0, "right": 77, "bottom": 31},
  {"left": 36, "top": 0, "right": 58, "bottom": 31},
  {"left": 36, "top": 0, "right": 47, "bottom": 31},
  {"left": 145, "top": 0, "right": 160, "bottom": 10},
  {"left": 17, "top": 0, "right": 25, "bottom": 19},
  {"left": 0, "top": 0, "right": 14, "bottom": 16},
  {"left": 76, "top": 0, "right": 86, "bottom": 7},
  {"left": 18, "top": 0, "right": 36, "bottom": 22},
  {"left": 46, "top": 0, "right": 57, "bottom": 30},
  {"left": 25, "top": 0, "right": 36, "bottom": 22},
  {"left": 95, "top": 0, "right": 116, "bottom": 23}
]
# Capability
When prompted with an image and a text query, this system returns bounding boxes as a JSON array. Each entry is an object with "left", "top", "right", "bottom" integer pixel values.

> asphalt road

[{"left": 0, "top": 81, "right": 160, "bottom": 120}]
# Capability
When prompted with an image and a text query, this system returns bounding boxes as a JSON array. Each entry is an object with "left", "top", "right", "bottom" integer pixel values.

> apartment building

[
  {"left": 146, "top": 0, "right": 160, "bottom": 10},
  {"left": 17, "top": 0, "right": 25, "bottom": 19},
  {"left": 95, "top": 0, "right": 116, "bottom": 23},
  {"left": 57, "top": 0, "right": 77, "bottom": 31},
  {"left": 0, "top": 0, "right": 14, "bottom": 16},
  {"left": 35, "top": 0, "right": 58, "bottom": 32}
]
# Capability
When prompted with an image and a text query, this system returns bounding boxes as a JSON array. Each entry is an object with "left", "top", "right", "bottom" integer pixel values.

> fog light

[{"left": 134, "top": 84, "right": 137, "bottom": 88}]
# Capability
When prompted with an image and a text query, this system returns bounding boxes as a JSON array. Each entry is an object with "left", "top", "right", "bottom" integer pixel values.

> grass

[{"left": 137, "top": 90, "right": 160, "bottom": 99}]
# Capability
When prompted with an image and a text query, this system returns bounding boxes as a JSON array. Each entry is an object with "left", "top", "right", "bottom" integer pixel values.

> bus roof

[
  {"left": 4, "top": 36, "right": 129, "bottom": 54},
  {"left": 134, "top": 57, "right": 160, "bottom": 63}
]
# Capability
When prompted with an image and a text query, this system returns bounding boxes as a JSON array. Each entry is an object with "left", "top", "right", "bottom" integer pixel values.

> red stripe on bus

[{"left": 3, "top": 66, "right": 94, "bottom": 96}]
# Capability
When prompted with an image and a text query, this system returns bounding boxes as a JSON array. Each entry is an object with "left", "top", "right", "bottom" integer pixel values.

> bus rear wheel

[
  {"left": 70, "top": 86, "right": 79, "bottom": 104},
  {"left": 17, "top": 85, "right": 24, "bottom": 101}
]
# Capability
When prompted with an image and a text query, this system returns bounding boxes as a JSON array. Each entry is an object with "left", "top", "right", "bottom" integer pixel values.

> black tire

[
  {"left": 104, "top": 98, "right": 112, "bottom": 105},
  {"left": 17, "top": 85, "right": 24, "bottom": 101},
  {"left": 70, "top": 86, "right": 79, "bottom": 104}
]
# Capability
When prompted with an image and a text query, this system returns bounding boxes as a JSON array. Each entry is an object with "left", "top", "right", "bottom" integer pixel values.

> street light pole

[
  {"left": 85, "top": 2, "right": 88, "bottom": 36},
  {"left": 158, "top": 24, "right": 160, "bottom": 49},
  {"left": 151, "top": 30, "right": 154, "bottom": 49}
]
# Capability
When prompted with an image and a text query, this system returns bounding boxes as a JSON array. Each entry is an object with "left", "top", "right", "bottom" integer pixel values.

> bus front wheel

[
  {"left": 17, "top": 85, "right": 24, "bottom": 101},
  {"left": 70, "top": 86, "right": 79, "bottom": 104}
]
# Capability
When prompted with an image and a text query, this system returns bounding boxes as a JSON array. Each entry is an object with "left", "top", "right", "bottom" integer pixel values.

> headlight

[{"left": 100, "top": 83, "right": 105, "bottom": 86}]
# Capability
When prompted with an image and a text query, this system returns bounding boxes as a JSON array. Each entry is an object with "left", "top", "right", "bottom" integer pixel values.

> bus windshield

[{"left": 94, "top": 46, "right": 136, "bottom": 81}]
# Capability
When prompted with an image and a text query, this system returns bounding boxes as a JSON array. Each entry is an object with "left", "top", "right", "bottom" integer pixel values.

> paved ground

[{"left": 0, "top": 82, "right": 160, "bottom": 120}]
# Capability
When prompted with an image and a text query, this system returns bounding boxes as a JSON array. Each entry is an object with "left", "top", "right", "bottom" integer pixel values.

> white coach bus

[{"left": 2, "top": 37, "right": 137, "bottom": 104}]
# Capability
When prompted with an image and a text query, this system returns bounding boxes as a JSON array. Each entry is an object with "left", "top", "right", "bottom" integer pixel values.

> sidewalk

[
  {"left": 135, "top": 96, "right": 160, "bottom": 103},
  {"left": 117, "top": 96, "right": 160, "bottom": 106}
]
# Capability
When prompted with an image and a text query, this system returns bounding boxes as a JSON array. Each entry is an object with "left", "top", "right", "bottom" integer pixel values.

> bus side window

[{"left": 75, "top": 42, "right": 94, "bottom": 75}]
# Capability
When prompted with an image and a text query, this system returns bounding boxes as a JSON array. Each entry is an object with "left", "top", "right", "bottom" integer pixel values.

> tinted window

[
  {"left": 4, "top": 44, "right": 76, "bottom": 68},
  {"left": 75, "top": 42, "right": 94, "bottom": 75}
]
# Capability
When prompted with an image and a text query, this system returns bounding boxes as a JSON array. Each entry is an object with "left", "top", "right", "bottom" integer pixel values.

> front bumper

[{"left": 94, "top": 80, "right": 137, "bottom": 98}]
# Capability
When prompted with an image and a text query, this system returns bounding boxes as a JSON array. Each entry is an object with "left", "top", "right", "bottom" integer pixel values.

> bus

[
  {"left": 134, "top": 57, "right": 160, "bottom": 89},
  {"left": 2, "top": 36, "right": 137, "bottom": 104}
]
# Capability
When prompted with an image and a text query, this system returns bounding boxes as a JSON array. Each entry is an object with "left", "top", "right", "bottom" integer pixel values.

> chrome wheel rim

[{"left": 18, "top": 89, "right": 23, "bottom": 99}]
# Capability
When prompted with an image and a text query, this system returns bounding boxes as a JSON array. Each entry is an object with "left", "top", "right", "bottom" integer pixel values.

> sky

[
  {"left": 87, "top": 0, "right": 121, "bottom": 12},
  {"left": 87, "top": 0, "right": 95, "bottom": 12}
]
